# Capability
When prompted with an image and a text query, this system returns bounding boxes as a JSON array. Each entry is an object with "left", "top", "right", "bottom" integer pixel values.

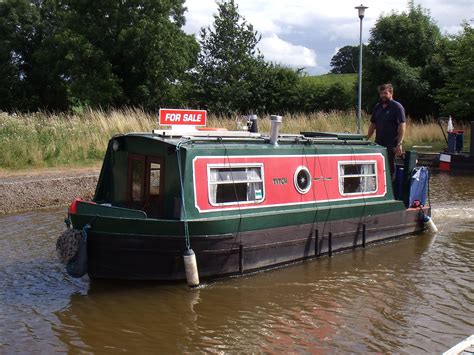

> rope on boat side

[
  {"left": 176, "top": 139, "right": 200, "bottom": 287},
  {"left": 176, "top": 139, "right": 191, "bottom": 251}
]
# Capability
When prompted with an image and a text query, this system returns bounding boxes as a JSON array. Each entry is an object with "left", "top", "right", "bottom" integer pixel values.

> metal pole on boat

[{"left": 355, "top": 4, "right": 368, "bottom": 134}]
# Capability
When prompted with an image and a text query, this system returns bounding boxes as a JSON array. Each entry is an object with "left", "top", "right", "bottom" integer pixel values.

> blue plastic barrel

[{"left": 409, "top": 167, "right": 429, "bottom": 207}]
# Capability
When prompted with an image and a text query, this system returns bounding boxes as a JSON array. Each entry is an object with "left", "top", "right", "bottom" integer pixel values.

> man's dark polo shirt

[{"left": 370, "top": 99, "right": 406, "bottom": 148}]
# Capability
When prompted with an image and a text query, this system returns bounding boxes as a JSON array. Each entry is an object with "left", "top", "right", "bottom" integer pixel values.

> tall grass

[
  {"left": 0, "top": 108, "right": 155, "bottom": 170},
  {"left": 0, "top": 108, "right": 463, "bottom": 171}
]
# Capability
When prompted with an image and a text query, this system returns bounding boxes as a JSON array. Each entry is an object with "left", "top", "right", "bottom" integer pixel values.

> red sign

[{"left": 159, "top": 109, "right": 207, "bottom": 126}]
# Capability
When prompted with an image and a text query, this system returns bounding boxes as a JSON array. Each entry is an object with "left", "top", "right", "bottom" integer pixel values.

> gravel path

[{"left": 0, "top": 167, "right": 100, "bottom": 214}]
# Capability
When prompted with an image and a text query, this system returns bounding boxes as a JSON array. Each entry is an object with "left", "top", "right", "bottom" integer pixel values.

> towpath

[{"left": 0, "top": 167, "right": 100, "bottom": 214}]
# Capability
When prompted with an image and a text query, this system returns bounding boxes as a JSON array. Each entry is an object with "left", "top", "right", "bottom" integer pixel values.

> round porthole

[{"left": 294, "top": 166, "right": 311, "bottom": 194}]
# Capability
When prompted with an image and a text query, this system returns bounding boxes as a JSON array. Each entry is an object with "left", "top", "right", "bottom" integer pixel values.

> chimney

[
  {"left": 269, "top": 115, "right": 282, "bottom": 146},
  {"left": 248, "top": 114, "right": 258, "bottom": 133}
]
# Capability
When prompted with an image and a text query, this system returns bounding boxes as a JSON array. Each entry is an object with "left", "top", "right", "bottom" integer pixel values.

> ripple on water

[{"left": 0, "top": 208, "right": 89, "bottom": 352}]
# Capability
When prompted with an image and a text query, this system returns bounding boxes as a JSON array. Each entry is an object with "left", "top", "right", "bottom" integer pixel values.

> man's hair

[{"left": 378, "top": 83, "right": 393, "bottom": 93}]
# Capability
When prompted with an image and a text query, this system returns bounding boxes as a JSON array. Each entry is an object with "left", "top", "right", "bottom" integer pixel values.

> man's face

[{"left": 379, "top": 89, "right": 393, "bottom": 103}]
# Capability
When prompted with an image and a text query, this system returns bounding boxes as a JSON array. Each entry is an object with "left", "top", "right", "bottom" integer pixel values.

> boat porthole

[{"left": 294, "top": 166, "right": 312, "bottom": 194}]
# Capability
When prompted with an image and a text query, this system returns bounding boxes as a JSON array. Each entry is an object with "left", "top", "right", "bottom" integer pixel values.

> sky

[{"left": 183, "top": 0, "right": 473, "bottom": 75}]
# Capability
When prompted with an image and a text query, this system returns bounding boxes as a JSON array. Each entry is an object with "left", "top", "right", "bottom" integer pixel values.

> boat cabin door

[{"left": 128, "top": 155, "right": 164, "bottom": 218}]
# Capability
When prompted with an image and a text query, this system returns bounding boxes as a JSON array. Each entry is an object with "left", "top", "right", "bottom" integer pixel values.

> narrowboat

[
  {"left": 57, "top": 116, "right": 432, "bottom": 284},
  {"left": 439, "top": 121, "right": 474, "bottom": 172}
]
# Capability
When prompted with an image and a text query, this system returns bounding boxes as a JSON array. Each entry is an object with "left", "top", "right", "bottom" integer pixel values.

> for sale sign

[{"left": 159, "top": 108, "right": 207, "bottom": 126}]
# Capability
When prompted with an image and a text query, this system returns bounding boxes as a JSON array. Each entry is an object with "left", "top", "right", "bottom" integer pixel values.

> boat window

[
  {"left": 339, "top": 162, "right": 377, "bottom": 195},
  {"left": 294, "top": 166, "right": 312, "bottom": 194},
  {"left": 131, "top": 159, "right": 145, "bottom": 202},
  {"left": 208, "top": 165, "right": 264, "bottom": 205},
  {"left": 149, "top": 163, "right": 161, "bottom": 196}
]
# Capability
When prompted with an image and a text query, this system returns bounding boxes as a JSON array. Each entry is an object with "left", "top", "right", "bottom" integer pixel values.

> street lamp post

[{"left": 355, "top": 4, "right": 368, "bottom": 134}]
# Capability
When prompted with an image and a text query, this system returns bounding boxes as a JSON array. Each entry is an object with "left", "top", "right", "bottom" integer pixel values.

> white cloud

[
  {"left": 245, "top": 15, "right": 281, "bottom": 36},
  {"left": 183, "top": 0, "right": 472, "bottom": 74},
  {"left": 440, "top": 25, "right": 464, "bottom": 34},
  {"left": 324, "top": 21, "right": 362, "bottom": 42},
  {"left": 258, "top": 34, "right": 317, "bottom": 68},
  {"left": 183, "top": 0, "right": 216, "bottom": 34}
]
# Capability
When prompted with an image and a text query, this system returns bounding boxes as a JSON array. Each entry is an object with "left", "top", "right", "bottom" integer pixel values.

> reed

[
  {"left": 0, "top": 108, "right": 156, "bottom": 170},
  {"left": 0, "top": 109, "right": 464, "bottom": 171}
]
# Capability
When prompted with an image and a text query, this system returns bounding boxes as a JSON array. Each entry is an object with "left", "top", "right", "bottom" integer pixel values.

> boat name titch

[
  {"left": 314, "top": 177, "right": 332, "bottom": 181},
  {"left": 272, "top": 178, "right": 288, "bottom": 185}
]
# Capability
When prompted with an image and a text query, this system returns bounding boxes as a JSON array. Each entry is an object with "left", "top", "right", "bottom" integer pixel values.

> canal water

[{"left": 1, "top": 173, "right": 473, "bottom": 353}]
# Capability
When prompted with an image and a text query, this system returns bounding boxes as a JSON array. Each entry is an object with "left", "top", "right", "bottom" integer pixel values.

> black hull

[
  {"left": 87, "top": 208, "right": 427, "bottom": 281},
  {"left": 451, "top": 154, "right": 474, "bottom": 172}
]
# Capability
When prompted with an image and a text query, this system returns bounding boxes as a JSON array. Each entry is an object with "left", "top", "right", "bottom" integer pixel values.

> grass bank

[{"left": 0, "top": 109, "right": 463, "bottom": 171}]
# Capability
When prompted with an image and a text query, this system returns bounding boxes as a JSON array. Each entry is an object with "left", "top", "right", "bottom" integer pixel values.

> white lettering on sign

[
  {"left": 159, "top": 108, "right": 207, "bottom": 126},
  {"left": 165, "top": 113, "right": 182, "bottom": 122},
  {"left": 183, "top": 114, "right": 202, "bottom": 122}
]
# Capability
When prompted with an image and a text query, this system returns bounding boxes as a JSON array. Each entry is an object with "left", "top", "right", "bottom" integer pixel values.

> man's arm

[
  {"left": 367, "top": 104, "right": 379, "bottom": 140},
  {"left": 395, "top": 122, "right": 406, "bottom": 156},
  {"left": 367, "top": 122, "right": 376, "bottom": 140}
]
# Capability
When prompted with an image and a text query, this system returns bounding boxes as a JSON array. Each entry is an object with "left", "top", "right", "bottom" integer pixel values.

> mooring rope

[
  {"left": 314, "top": 145, "right": 332, "bottom": 234},
  {"left": 176, "top": 139, "right": 192, "bottom": 250}
]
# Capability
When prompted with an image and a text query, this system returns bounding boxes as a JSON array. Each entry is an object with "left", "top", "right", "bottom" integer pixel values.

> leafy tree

[
  {"left": 369, "top": 4, "right": 441, "bottom": 67},
  {"left": 0, "top": 0, "right": 199, "bottom": 111},
  {"left": 363, "top": 3, "right": 444, "bottom": 118},
  {"left": 253, "top": 64, "right": 300, "bottom": 114},
  {"left": 435, "top": 24, "right": 474, "bottom": 121},
  {"left": 294, "top": 77, "right": 353, "bottom": 112},
  {"left": 192, "top": 0, "right": 267, "bottom": 114},
  {"left": 330, "top": 45, "right": 361, "bottom": 74},
  {"left": 0, "top": 0, "right": 43, "bottom": 110}
]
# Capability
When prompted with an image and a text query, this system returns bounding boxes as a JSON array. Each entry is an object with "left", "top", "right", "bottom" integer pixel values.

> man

[{"left": 367, "top": 83, "right": 406, "bottom": 178}]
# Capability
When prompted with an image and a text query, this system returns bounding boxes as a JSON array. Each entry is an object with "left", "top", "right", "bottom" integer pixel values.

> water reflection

[
  {"left": 1, "top": 174, "right": 473, "bottom": 353},
  {"left": 49, "top": 233, "right": 439, "bottom": 353}
]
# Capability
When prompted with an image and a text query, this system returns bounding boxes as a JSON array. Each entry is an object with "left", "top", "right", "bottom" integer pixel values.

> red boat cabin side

[{"left": 193, "top": 153, "right": 387, "bottom": 213}]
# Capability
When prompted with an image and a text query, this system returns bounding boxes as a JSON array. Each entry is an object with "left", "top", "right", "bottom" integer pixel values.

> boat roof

[{"left": 114, "top": 130, "right": 373, "bottom": 148}]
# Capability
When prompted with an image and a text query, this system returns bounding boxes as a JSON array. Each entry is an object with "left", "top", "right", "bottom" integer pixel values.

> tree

[
  {"left": 294, "top": 76, "right": 354, "bottom": 112},
  {"left": 330, "top": 45, "right": 361, "bottom": 74},
  {"left": 192, "top": 0, "right": 267, "bottom": 114},
  {"left": 363, "top": 4, "right": 444, "bottom": 118},
  {"left": 0, "top": 0, "right": 43, "bottom": 110},
  {"left": 0, "top": 0, "right": 199, "bottom": 111},
  {"left": 435, "top": 24, "right": 474, "bottom": 121},
  {"left": 253, "top": 64, "right": 300, "bottom": 114},
  {"left": 369, "top": 4, "right": 441, "bottom": 68}
]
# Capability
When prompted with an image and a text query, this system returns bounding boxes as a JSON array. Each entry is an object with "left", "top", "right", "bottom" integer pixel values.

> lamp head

[{"left": 355, "top": 4, "right": 368, "bottom": 19}]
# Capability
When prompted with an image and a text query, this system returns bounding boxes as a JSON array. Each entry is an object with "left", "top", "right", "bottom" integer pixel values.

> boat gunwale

[{"left": 72, "top": 199, "right": 409, "bottom": 224}]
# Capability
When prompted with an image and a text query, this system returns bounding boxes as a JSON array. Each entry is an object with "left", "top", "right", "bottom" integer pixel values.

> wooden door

[{"left": 128, "top": 155, "right": 164, "bottom": 218}]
